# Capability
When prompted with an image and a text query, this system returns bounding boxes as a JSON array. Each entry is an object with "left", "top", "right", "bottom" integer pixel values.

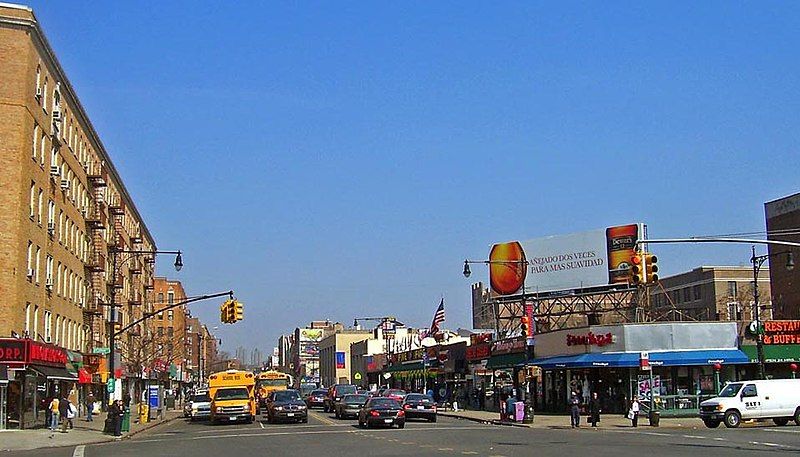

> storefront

[
  {"left": 528, "top": 322, "right": 749, "bottom": 417},
  {"left": 484, "top": 337, "right": 527, "bottom": 412},
  {"left": 0, "top": 364, "right": 8, "bottom": 430},
  {"left": 383, "top": 342, "right": 467, "bottom": 403},
  {"left": 0, "top": 338, "right": 78, "bottom": 429},
  {"left": 740, "top": 320, "right": 800, "bottom": 380},
  {"left": 465, "top": 333, "right": 492, "bottom": 410}
]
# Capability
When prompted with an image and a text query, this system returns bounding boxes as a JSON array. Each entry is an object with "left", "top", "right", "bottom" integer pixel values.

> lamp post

[
  {"left": 107, "top": 248, "right": 182, "bottom": 401},
  {"left": 750, "top": 246, "right": 794, "bottom": 380}
]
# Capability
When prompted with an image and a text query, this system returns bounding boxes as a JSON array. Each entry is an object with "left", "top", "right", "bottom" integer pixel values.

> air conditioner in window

[
  {"left": 27, "top": 268, "right": 35, "bottom": 278},
  {"left": 45, "top": 277, "right": 53, "bottom": 289},
  {"left": 61, "top": 179, "right": 70, "bottom": 190},
  {"left": 47, "top": 222, "right": 55, "bottom": 234},
  {"left": 50, "top": 166, "right": 60, "bottom": 177}
]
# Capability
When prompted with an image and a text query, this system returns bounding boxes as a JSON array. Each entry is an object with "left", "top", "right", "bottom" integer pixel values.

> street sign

[
  {"left": 640, "top": 351, "right": 651, "bottom": 371},
  {"left": 354, "top": 372, "right": 362, "bottom": 381},
  {"left": 93, "top": 347, "right": 111, "bottom": 355}
]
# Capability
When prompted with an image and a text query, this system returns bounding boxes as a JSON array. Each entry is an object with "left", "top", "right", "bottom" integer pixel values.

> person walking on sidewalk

[
  {"left": 588, "top": 392, "right": 601, "bottom": 427},
  {"left": 113, "top": 399, "right": 125, "bottom": 437},
  {"left": 86, "top": 393, "right": 95, "bottom": 422},
  {"left": 59, "top": 394, "right": 71, "bottom": 433},
  {"left": 569, "top": 391, "right": 582, "bottom": 428},
  {"left": 629, "top": 395, "right": 640, "bottom": 427},
  {"left": 48, "top": 396, "right": 60, "bottom": 432}
]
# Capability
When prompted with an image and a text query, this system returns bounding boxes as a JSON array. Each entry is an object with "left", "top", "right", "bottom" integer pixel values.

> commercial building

[
  {"left": 292, "top": 321, "right": 342, "bottom": 386},
  {"left": 0, "top": 3, "right": 161, "bottom": 427},
  {"left": 765, "top": 192, "right": 800, "bottom": 319},
  {"left": 319, "top": 330, "right": 371, "bottom": 387}
]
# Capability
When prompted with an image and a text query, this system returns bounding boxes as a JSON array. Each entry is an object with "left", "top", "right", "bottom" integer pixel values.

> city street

[{"left": 5, "top": 412, "right": 800, "bottom": 457}]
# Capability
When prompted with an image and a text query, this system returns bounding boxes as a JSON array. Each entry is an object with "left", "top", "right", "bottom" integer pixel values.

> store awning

[
  {"left": 529, "top": 349, "right": 750, "bottom": 370},
  {"left": 29, "top": 365, "right": 79, "bottom": 381},
  {"left": 741, "top": 345, "right": 800, "bottom": 363},
  {"left": 486, "top": 353, "right": 526, "bottom": 370},
  {"left": 385, "top": 362, "right": 424, "bottom": 373}
]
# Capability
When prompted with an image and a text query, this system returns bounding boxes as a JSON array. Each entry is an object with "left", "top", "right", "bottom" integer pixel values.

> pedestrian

[
  {"left": 86, "top": 393, "right": 95, "bottom": 421},
  {"left": 505, "top": 392, "right": 517, "bottom": 422},
  {"left": 48, "top": 395, "right": 60, "bottom": 432},
  {"left": 67, "top": 400, "right": 77, "bottom": 429},
  {"left": 629, "top": 395, "right": 640, "bottom": 427},
  {"left": 114, "top": 399, "right": 125, "bottom": 437},
  {"left": 588, "top": 392, "right": 601, "bottom": 427},
  {"left": 569, "top": 390, "right": 581, "bottom": 428},
  {"left": 58, "top": 393, "right": 71, "bottom": 433}
]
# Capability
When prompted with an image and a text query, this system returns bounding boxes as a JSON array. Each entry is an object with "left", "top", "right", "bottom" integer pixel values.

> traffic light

[
  {"left": 521, "top": 315, "right": 533, "bottom": 338},
  {"left": 629, "top": 252, "right": 645, "bottom": 285},
  {"left": 220, "top": 299, "right": 234, "bottom": 324},
  {"left": 233, "top": 300, "right": 244, "bottom": 322},
  {"left": 644, "top": 253, "right": 658, "bottom": 284}
]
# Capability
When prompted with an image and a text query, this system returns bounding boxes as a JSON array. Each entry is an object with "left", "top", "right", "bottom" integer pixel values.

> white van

[{"left": 699, "top": 379, "right": 800, "bottom": 428}]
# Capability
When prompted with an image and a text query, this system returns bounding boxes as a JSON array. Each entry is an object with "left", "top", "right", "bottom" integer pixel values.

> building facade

[
  {"left": 319, "top": 331, "right": 370, "bottom": 387},
  {"left": 766, "top": 192, "right": 800, "bottom": 319},
  {"left": 148, "top": 278, "right": 188, "bottom": 384}
]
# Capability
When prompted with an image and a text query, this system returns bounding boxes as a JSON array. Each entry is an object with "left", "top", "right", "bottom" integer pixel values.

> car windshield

[
  {"left": 258, "top": 379, "right": 287, "bottom": 387},
  {"left": 214, "top": 388, "right": 249, "bottom": 401},
  {"left": 337, "top": 385, "right": 357, "bottom": 395},
  {"left": 194, "top": 393, "right": 211, "bottom": 402},
  {"left": 343, "top": 395, "right": 368, "bottom": 405},
  {"left": 405, "top": 394, "right": 432, "bottom": 402},
  {"left": 368, "top": 398, "right": 400, "bottom": 409},
  {"left": 718, "top": 383, "right": 743, "bottom": 398},
  {"left": 275, "top": 391, "right": 302, "bottom": 402}
]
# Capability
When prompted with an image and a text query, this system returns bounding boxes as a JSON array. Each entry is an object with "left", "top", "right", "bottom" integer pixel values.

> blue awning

[{"left": 527, "top": 349, "right": 750, "bottom": 370}]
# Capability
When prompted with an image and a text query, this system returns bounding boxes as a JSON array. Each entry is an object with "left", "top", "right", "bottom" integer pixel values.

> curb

[
  {"left": 122, "top": 413, "right": 182, "bottom": 440},
  {"left": 438, "top": 412, "right": 532, "bottom": 428}
]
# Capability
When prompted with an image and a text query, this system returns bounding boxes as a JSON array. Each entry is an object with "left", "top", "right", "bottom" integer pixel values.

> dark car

[
  {"left": 335, "top": 394, "right": 368, "bottom": 419},
  {"left": 401, "top": 394, "right": 437, "bottom": 422},
  {"left": 323, "top": 384, "right": 357, "bottom": 413},
  {"left": 305, "top": 389, "right": 327, "bottom": 409},
  {"left": 265, "top": 389, "right": 308, "bottom": 424},
  {"left": 358, "top": 397, "right": 405, "bottom": 429}
]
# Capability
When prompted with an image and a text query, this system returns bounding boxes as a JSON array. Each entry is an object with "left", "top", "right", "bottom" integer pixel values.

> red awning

[{"left": 78, "top": 368, "right": 92, "bottom": 384}]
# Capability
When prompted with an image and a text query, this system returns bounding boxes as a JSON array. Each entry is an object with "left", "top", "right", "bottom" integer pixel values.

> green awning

[
  {"left": 741, "top": 345, "right": 800, "bottom": 363},
  {"left": 486, "top": 353, "right": 526, "bottom": 369},
  {"left": 385, "top": 362, "right": 424, "bottom": 373}
]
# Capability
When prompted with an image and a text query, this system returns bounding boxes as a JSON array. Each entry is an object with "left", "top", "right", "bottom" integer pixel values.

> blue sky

[{"left": 25, "top": 1, "right": 800, "bottom": 354}]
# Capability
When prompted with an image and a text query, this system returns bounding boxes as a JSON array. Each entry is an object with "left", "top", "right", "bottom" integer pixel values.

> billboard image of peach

[{"left": 489, "top": 241, "right": 527, "bottom": 295}]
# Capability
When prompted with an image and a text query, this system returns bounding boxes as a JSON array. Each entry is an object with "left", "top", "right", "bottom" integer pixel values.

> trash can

[
  {"left": 122, "top": 410, "right": 131, "bottom": 432},
  {"left": 522, "top": 402, "right": 534, "bottom": 424},
  {"left": 103, "top": 415, "right": 114, "bottom": 434},
  {"left": 649, "top": 410, "right": 660, "bottom": 427},
  {"left": 165, "top": 394, "right": 175, "bottom": 410}
]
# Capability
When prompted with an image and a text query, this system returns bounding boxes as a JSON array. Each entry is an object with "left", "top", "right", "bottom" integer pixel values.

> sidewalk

[
  {"left": 438, "top": 409, "right": 696, "bottom": 429},
  {"left": 0, "top": 409, "right": 184, "bottom": 452}
]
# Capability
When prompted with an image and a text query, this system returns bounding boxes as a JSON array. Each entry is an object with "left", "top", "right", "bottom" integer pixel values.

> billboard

[
  {"left": 489, "top": 223, "right": 643, "bottom": 295},
  {"left": 298, "top": 329, "right": 323, "bottom": 342},
  {"left": 335, "top": 352, "right": 346, "bottom": 369}
]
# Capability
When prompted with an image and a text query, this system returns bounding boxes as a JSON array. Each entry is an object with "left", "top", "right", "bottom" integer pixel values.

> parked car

[
  {"left": 335, "top": 394, "right": 369, "bottom": 419},
  {"left": 358, "top": 397, "right": 405, "bottom": 429},
  {"left": 305, "top": 389, "right": 328, "bottom": 409},
  {"left": 265, "top": 389, "right": 308, "bottom": 424},
  {"left": 382, "top": 389, "right": 407, "bottom": 402},
  {"left": 323, "top": 384, "right": 357, "bottom": 413},
  {"left": 401, "top": 393, "right": 437, "bottom": 422},
  {"left": 699, "top": 379, "right": 800, "bottom": 428},
  {"left": 189, "top": 390, "right": 212, "bottom": 421}
]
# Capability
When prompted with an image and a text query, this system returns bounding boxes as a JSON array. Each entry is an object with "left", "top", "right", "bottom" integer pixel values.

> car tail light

[
  {"left": 404, "top": 404, "right": 411, "bottom": 409},
  {"left": 432, "top": 405, "right": 437, "bottom": 411},
  {"left": 370, "top": 410, "right": 380, "bottom": 417},
  {"left": 397, "top": 410, "right": 405, "bottom": 417}
]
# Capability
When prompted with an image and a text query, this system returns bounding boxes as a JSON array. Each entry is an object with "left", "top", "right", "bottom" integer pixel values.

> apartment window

[
  {"left": 35, "top": 246, "right": 41, "bottom": 284},
  {"left": 32, "top": 124, "right": 39, "bottom": 161},
  {"left": 26, "top": 242, "right": 33, "bottom": 276},
  {"left": 167, "top": 310, "right": 174, "bottom": 321},
  {"left": 168, "top": 291, "right": 174, "bottom": 305},
  {"left": 37, "top": 189, "right": 43, "bottom": 225},
  {"left": 35, "top": 65, "right": 41, "bottom": 98},
  {"left": 168, "top": 327, "right": 174, "bottom": 337},
  {"left": 58, "top": 211, "right": 64, "bottom": 243},
  {"left": 51, "top": 147, "right": 58, "bottom": 170},
  {"left": 158, "top": 311, "right": 163, "bottom": 320},
  {"left": 157, "top": 327, "right": 163, "bottom": 337},
  {"left": 33, "top": 306, "right": 39, "bottom": 340},
  {"left": 44, "top": 311, "right": 52, "bottom": 342},
  {"left": 48, "top": 201, "right": 55, "bottom": 228},
  {"left": 727, "top": 281, "right": 738, "bottom": 298},
  {"left": 54, "top": 316, "right": 61, "bottom": 344},
  {"left": 25, "top": 303, "right": 31, "bottom": 337},
  {"left": 693, "top": 285, "right": 701, "bottom": 301},
  {"left": 728, "top": 301, "right": 741, "bottom": 321},
  {"left": 46, "top": 256, "right": 53, "bottom": 284},
  {"left": 29, "top": 182, "right": 35, "bottom": 219},
  {"left": 683, "top": 287, "right": 691, "bottom": 303},
  {"left": 56, "top": 262, "right": 61, "bottom": 294},
  {"left": 157, "top": 293, "right": 164, "bottom": 303},
  {"left": 42, "top": 78, "right": 48, "bottom": 111},
  {"left": 40, "top": 133, "right": 46, "bottom": 166}
]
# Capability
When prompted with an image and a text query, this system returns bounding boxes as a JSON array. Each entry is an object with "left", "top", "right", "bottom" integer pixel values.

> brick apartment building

[
  {"left": 149, "top": 278, "right": 188, "bottom": 381},
  {"left": 765, "top": 192, "right": 800, "bottom": 319}
]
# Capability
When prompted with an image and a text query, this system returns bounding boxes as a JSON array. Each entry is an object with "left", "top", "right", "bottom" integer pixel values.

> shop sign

[
  {"left": 491, "top": 337, "right": 526, "bottom": 355},
  {"left": 470, "top": 333, "right": 492, "bottom": 345},
  {"left": 0, "top": 340, "right": 25, "bottom": 363},
  {"left": 29, "top": 343, "right": 67, "bottom": 366},
  {"left": 763, "top": 320, "right": 800, "bottom": 345},
  {"left": 566, "top": 331, "right": 616, "bottom": 347},
  {"left": 394, "top": 348, "right": 425, "bottom": 364},
  {"left": 0, "top": 339, "right": 67, "bottom": 367},
  {"left": 466, "top": 343, "right": 491, "bottom": 361}
]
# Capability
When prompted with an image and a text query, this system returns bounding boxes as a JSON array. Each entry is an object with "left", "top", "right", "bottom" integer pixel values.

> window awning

[
  {"left": 385, "top": 362, "right": 424, "bottom": 373},
  {"left": 529, "top": 349, "right": 750, "bottom": 370},
  {"left": 486, "top": 353, "right": 526, "bottom": 370},
  {"left": 29, "top": 365, "right": 79, "bottom": 381}
]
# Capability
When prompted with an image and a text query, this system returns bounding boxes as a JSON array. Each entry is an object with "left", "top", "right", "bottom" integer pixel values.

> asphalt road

[{"left": 7, "top": 410, "right": 800, "bottom": 457}]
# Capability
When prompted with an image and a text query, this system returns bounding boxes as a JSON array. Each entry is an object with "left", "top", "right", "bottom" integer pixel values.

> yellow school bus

[
  {"left": 255, "top": 371, "right": 292, "bottom": 411},
  {"left": 208, "top": 370, "right": 256, "bottom": 424}
]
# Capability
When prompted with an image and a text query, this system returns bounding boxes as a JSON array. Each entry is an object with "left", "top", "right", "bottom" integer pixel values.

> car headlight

[
  {"left": 275, "top": 406, "right": 284, "bottom": 411},
  {"left": 298, "top": 405, "right": 307, "bottom": 409},
  {"left": 215, "top": 407, "right": 224, "bottom": 413}
]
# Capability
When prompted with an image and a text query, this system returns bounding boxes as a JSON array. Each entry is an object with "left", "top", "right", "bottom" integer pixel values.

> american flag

[{"left": 429, "top": 299, "right": 445, "bottom": 335}]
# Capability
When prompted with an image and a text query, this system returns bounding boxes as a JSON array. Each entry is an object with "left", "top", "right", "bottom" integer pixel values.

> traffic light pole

[{"left": 115, "top": 291, "right": 234, "bottom": 337}]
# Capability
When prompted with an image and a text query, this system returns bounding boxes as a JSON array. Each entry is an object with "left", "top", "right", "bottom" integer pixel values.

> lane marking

[
  {"left": 462, "top": 452, "right": 479, "bottom": 455},
  {"left": 681, "top": 435, "right": 705, "bottom": 439},
  {"left": 402, "top": 441, "right": 416, "bottom": 445},
  {"left": 763, "top": 428, "right": 800, "bottom": 434},
  {"left": 73, "top": 445, "right": 85, "bottom": 457},
  {"left": 439, "top": 448, "right": 454, "bottom": 451},
  {"left": 259, "top": 422, "right": 264, "bottom": 429}
]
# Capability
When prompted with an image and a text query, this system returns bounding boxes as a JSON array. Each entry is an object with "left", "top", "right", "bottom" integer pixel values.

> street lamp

[
  {"left": 750, "top": 246, "right": 794, "bottom": 380},
  {"left": 107, "top": 248, "right": 182, "bottom": 401}
]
